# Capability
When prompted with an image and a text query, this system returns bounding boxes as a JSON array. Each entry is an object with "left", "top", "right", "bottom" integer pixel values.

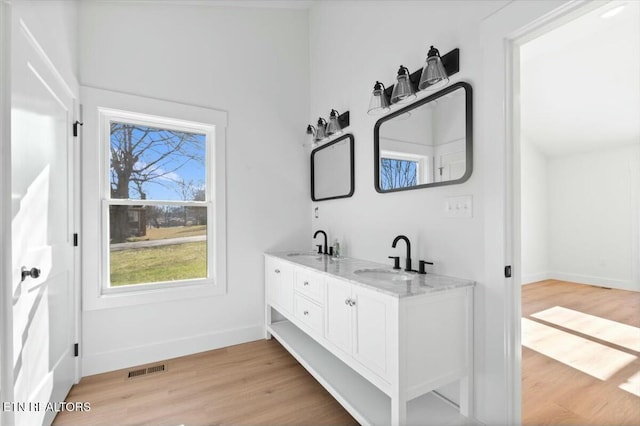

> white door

[
  {"left": 11, "top": 17, "right": 76, "bottom": 426},
  {"left": 436, "top": 150, "right": 466, "bottom": 182}
]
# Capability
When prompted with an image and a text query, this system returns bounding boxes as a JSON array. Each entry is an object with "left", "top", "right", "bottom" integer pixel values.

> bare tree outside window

[
  {"left": 380, "top": 158, "right": 418, "bottom": 190},
  {"left": 108, "top": 121, "right": 209, "bottom": 287},
  {"left": 109, "top": 122, "right": 206, "bottom": 242}
]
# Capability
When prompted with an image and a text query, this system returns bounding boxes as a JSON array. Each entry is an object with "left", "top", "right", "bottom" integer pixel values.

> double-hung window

[
  {"left": 103, "top": 111, "right": 212, "bottom": 291},
  {"left": 82, "top": 87, "right": 227, "bottom": 309}
]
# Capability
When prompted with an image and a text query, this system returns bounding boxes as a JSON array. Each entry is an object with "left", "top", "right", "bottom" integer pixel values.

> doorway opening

[{"left": 516, "top": 1, "right": 640, "bottom": 424}]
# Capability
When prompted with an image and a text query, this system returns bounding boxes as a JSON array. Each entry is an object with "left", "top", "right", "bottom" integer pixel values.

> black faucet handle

[
  {"left": 388, "top": 256, "right": 401, "bottom": 270},
  {"left": 418, "top": 260, "right": 434, "bottom": 275},
  {"left": 328, "top": 246, "right": 334, "bottom": 256},
  {"left": 316, "top": 244, "right": 324, "bottom": 254}
]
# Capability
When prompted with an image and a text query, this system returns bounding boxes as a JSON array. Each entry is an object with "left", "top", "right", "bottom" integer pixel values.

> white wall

[
  {"left": 521, "top": 142, "right": 640, "bottom": 290},
  {"left": 12, "top": 0, "right": 79, "bottom": 92},
  {"left": 434, "top": 90, "right": 465, "bottom": 147},
  {"left": 308, "top": 0, "right": 508, "bottom": 420},
  {"left": 548, "top": 144, "right": 640, "bottom": 291},
  {"left": 520, "top": 138, "right": 549, "bottom": 284},
  {"left": 78, "top": 2, "right": 310, "bottom": 375}
]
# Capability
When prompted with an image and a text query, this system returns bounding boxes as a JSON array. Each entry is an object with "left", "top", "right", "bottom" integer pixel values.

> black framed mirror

[
  {"left": 374, "top": 81, "right": 472, "bottom": 193},
  {"left": 311, "top": 133, "right": 355, "bottom": 201}
]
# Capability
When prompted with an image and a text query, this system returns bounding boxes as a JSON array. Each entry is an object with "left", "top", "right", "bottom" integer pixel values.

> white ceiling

[{"left": 520, "top": 1, "right": 640, "bottom": 157}]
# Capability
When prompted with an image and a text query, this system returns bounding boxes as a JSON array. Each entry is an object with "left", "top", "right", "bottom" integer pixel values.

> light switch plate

[{"left": 444, "top": 195, "right": 473, "bottom": 218}]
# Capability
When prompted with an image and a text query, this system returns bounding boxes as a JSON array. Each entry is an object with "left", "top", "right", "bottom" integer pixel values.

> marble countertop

[{"left": 265, "top": 251, "right": 474, "bottom": 299}]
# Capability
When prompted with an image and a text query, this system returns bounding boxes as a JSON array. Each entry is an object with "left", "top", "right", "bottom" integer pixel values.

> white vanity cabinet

[
  {"left": 325, "top": 277, "right": 396, "bottom": 384},
  {"left": 264, "top": 253, "right": 474, "bottom": 426}
]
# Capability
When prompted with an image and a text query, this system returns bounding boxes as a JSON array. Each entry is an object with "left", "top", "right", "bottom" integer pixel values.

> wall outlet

[{"left": 444, "top": 195, "right": 473, "bottom": 218}]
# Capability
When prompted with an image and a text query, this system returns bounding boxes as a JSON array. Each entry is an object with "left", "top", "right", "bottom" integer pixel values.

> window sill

[{"left": 84, "top": 279, "right": 226, "bottom": 311}]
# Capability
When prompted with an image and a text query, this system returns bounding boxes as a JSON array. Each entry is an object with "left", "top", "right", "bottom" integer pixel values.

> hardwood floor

[
  {"left": 54, "top": 279, "right": 639, "bottom": 425},
  {"left": 53, "top": 339, "right": 358, "bottom": 426},
  {"left": 522, "top": 280, "right": 640, "bottom": 426}
]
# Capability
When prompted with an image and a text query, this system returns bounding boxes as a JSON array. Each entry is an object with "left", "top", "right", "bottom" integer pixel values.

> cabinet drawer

[
  {"left": 294, "top": 270, "right": 325, "bottom": 304},
  {"left": 294, "top": 294, "right": 324, "bottom": 335}
]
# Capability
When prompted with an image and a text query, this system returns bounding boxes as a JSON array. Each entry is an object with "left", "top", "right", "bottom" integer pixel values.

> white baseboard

[
  {"left": 521, "top": 271, "right": 638, "bottom": 291},
  {"left": 521, "top": 272, "right": 551, "bottom": 285},
  {"left": 550, "top": 272, "right": 639, "bottom": 292},
  {"left": 81, "top": 324, "right": 264, "bottom": 377}
]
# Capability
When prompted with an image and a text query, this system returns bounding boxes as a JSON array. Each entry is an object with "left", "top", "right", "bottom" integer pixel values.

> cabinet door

[
  {"left": 325, "top": 277, "right": 352, "bottom": 354},
  {"left": 352, "top": 286, "right": 394, "bottom": 380},
  {"left": 265, "top": 257, "right": 293, "bottom": 314}
]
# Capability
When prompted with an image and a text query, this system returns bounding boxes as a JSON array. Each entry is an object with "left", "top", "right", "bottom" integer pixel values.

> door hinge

[
  {"left": 504, "top": 265, "right": 512, "bottom": 278},
  {"left": 74, "top": 343, "right": 79, "bottom": 357},
  {"left": 73, "top": 120, "right": 83, "bottom": 137},
  {"left": 73, "top": 233, "right": 79, "bottom": 247}
]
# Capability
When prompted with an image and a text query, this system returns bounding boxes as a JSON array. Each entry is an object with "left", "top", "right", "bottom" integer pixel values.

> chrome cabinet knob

[
  {"left": 303, "top": 281, "right": 309, "bottom": 286},
  {"left": 274, "top": 269, "right": 280, "bottom": 274},
  {"left": 303, "top": 310, "right": 309, "bottom": 316}
]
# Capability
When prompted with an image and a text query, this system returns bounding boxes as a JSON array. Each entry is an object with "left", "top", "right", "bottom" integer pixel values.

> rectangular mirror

[
  {"left": 311, "top": 133, "right": 355, "bottom": 201},
  {"left": 374, "top": 82, "right": 472, "bottom": 192}
]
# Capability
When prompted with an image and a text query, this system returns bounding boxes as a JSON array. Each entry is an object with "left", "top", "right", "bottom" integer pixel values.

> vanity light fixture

[
  {"left": 390, "top": 65, "right": 417, "bottom": 104},
  {"left": 306, "top": 124, "right": 316, "bottom": 136},
  {"left": 315, "top": 117, "right": 328, "bottom": 142},
  {"left": 373, "top": 47, "right": 460, "bottom": 112},
  {"left": 418, "top": 45, "right": 449, "bottom": 91},
  {"left": 367, "top": 81, "right": 391, "bottom": 115},
  {"left": 305, "top": 111, "right": 350, "bottom": 147},
  {"left": 327, "top": 109, "right": 343, "bottom": 135},
  {"left": 306, "top": 124, "right": 318, "bottom": 147}
]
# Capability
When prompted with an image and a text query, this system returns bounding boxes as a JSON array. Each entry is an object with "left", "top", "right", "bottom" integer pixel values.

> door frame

[
  {"left": 481, "top": 0, "right": 612, "bottom": 424},
  {"left": 0, "top": 0, "right": 15, "bottom": 419}
]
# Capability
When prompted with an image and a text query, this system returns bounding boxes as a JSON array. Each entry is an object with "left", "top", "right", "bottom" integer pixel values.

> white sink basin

[{"left": 354, "top": 268, "right": 414, "bottom": 282}]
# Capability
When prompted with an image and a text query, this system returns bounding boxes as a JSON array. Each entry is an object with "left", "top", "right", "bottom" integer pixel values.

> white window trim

[
  {"left": 81, "top": 86, "right": 227, "bottom": 310},
  {"left": 99, "top": 109, "right": 214, "bottom": 295}
]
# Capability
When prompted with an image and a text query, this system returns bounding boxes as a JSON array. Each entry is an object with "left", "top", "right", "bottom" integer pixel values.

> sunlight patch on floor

[
  {"left": 619, "top": 370, "right": 640, "bottom": 397},
  {"left": 531, "top": 306, "right": 640, "bottom": 352},
  {"left": 522, "top": 317, "right": 637, "bottom": 380}
]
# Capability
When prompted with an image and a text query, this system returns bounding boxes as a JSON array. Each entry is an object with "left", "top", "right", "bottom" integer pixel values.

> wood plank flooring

[
  {"left": 55, "top": 279, "right": 639, "bottom": 425},
  {"left": 522, "top": 280, "right": 640, "bottom": 426},
  {"left": 53, "top": 339, "right": 358, "bottom": 426}
]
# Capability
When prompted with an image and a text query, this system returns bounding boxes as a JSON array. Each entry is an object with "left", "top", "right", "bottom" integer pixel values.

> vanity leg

[
  {"left": 265, "top": 304, "right": 272, "bottom": 340},
  {"left": 459, "top": 286, "right": 474, "bottom": 418},
  {"left": 391, "top": 396, "right": 407, "bottom": 426}
]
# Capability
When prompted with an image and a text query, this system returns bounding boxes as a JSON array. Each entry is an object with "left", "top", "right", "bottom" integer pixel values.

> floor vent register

[{"left": 127, "top": 364, "right": 166, "bottom": 378}]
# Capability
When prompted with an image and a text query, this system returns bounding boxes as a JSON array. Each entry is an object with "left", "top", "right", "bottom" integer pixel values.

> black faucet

[
  {"left": 392, "top": 235, "right": 414, "bottom": 272},
  {"left": 314, "top": 230, "right": 328, "bottom": 255},
  {"left": 418, "top": 260, "right": 434, "bottom": 275}
]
